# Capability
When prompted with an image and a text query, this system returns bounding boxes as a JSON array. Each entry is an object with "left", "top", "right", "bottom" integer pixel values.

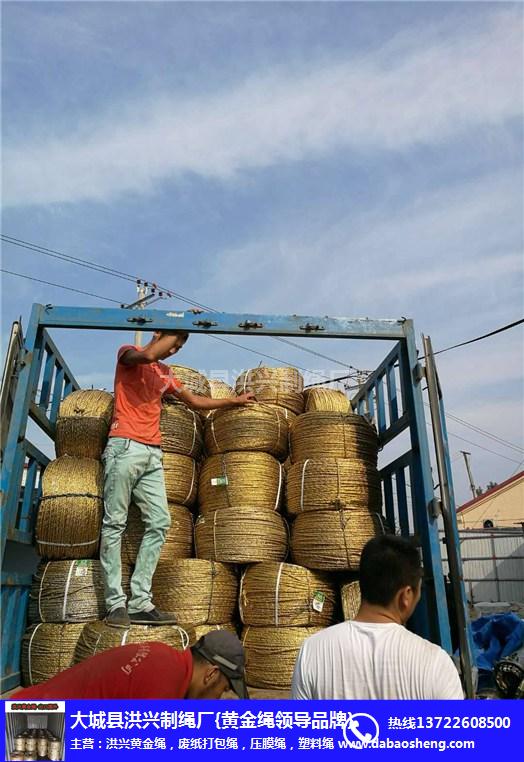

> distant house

[{"left": 457, "top": 471, "right": 524, "bottom": 529}]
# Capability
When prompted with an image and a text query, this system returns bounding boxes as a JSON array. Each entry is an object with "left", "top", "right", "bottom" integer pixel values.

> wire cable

[
  {"left": 433, "top": 318, "right": 523, "bottom": 355},
  {"left": 0, "top": 268, "right": 122, "bottom": 304}
]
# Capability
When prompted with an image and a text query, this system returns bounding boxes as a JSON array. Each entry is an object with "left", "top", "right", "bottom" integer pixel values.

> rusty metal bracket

[
  {"left": 193, "top": 320, "right": 218, "bottom": 328},
  {"left": 126, "top": 316, "right": 153, "bottom": 325},
  {"left": 238, "top": 321, "right": 263, "bottom": 330},
  {"left": 299, "top": 323, "right": 325, "bottom": 332}
]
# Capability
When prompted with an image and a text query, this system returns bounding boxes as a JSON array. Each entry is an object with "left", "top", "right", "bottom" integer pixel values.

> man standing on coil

[{"left": 101, "top": 329, "right": 254, "bottom": 628}]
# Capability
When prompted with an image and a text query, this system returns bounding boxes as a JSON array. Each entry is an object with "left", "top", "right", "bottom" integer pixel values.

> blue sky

[{"left": 1, "top": 1, "right": 523, "bottom": 505}]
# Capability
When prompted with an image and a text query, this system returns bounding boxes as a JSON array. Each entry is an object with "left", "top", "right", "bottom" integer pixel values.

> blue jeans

[{"left": 100, "top": 437, "right": 171, "bottom": 614}]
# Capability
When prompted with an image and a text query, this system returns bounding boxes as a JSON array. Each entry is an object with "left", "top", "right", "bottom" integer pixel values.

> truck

[{"left": 0, "top": 303, "right": 476, "bottom": 696}]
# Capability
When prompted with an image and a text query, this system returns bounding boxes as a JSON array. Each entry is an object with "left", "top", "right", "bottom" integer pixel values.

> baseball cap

[{"left": 193, "top": 630, "right": 249, "bottom": 699}]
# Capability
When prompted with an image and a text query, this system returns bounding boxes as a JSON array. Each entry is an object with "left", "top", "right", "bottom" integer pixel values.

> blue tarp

[{"left": 471, "top": 612, "right": 524, "bottom": 672}]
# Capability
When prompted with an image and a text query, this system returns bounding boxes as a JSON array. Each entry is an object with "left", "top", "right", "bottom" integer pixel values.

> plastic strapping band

[
  {"left": 177, "top": 626, "right": 190, "bottom": 650},
  {"left": 93, "top": 632, "right": 103, "bottom": 655},
  {"left": 38, "top": 562, "right": 50, "bottom": 622},
  {"left": 274, "top": 463, "right": 283, "bottom": 511},
  {"left": 27, "top": 623, "right": 43, "bottom": 685},
  {"left": 185, "top": 459, "right": 196, "bottom": 504},
  {"left": 210, "top": 418, "right": 219, "bottom": 453},
  {"left": 121, "top": 629, "right": 129, "bottom": 646},
  {"left": 238, "top": 569, "right": 246, "bottom": 622},
  {"left": 38, "top": 538, "right": 99, "bottom": 548},
  {"left": 213, "top": 511, "right": 218, "bottom": 560},
  {"left": 62, "top": 561, "right": 76, "bottom": 621},
  {"left": 190, "top": 411, "right": 197, "bottom": 457},
  {"left": 274, "top": 562, "right": 284, "bottom": 627},
  {"left": 300, "top": 459, "right": 310, "bottom": 512},
  {"left": 222, "top": 456, "right": 230, "bottom": 508}
]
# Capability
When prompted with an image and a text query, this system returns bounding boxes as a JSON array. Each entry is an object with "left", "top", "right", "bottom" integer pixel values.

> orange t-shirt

[{"left": 109, "top": 345, "right": 183, "bottom": 446}]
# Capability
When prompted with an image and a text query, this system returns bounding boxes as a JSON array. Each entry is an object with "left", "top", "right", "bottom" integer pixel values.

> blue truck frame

[{"left": 1, "top": 303, "right": 474, "bottom": 695}]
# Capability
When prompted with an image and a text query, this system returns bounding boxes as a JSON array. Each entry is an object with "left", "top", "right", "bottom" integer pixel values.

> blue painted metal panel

[
  {"left": 38, "top": 304, "right": 407, "bottom": 339},
  {"left": 386, "top": 362, "right": 399, "bottom": 423},
  {"left": 375, "top": 374, "right": 387, "bottom": 434},
  {"left": 38, "top": 350, "right": 55, "bottom": 413}
]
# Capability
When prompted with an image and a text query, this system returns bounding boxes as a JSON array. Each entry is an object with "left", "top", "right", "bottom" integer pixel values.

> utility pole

[
  {"left": 121, "top": 280, "right": 173, "bottom": 346},
  {"left": 460, "top": 451, "right": 477, "bottom": 500},
  {"left": 134, "top": 282, "right": 147, "bottom": 347}
]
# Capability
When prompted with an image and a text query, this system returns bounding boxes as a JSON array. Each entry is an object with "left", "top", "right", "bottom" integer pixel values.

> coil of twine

[
  {"left": 36, "top": 456, "right": 103, "bottom": 559},
  {"left": 242, "top": 625, "right": 323, "bottom": 690},
  {"left": 160, "top": 402, "right": 203, "bottom": 459},
  {"left": 162, "top": 453, "right": 198, "bottom": 506},
  {"left": 303, "top": 387, "right": 350, "bottom": 413},
  {"left": 193, "top": 623, "right": 238, "bottom": 640},
  {"left": 236, "top": 367, "right": 304, "bottom": 415},
  {"left": 55, "top": 389, "right": 114, "bottom": 460},
  {"left": 28, "top": 559, "right": 132, "bottom": 624},
  {"left": 195, "top": 507, "right": 289, "bottom": 564},
  {"left": 198, "top": 452, "right": 283, "bottom": 515},
  {"left": 165, "top": 364, "right": 211, "bottom": 398},
  {"left": 21, "top": 623, "right": 87, "bottom": 685},
  {"left": 290, "top": 411, "right": 378, "bottom": 465},
  {"left": 122, "top": 502, "right": 193, "bottom": 568},
  {"left": 152, "top": 559, "right": 238, "bottom": 626},
  {"left": 341, "top": 580, "right": 362, "bottom": 620},
  {"left": 239, "top": 562, "right": 337, "bottom": 627},
  {"left": 291, "top": 509, "right": 385, "bottom": 571},
  {"left": 205, "top": 404, "right": 292, "bottom": 460},
  {"left": 286, "top": 458, "right": 382, "bottom": 515},
  {"left": 209, "top": 379, "right": 236, "bottom": 399},
  {"left": 74, "top": 621, "right": 192, "bottom": 663}
]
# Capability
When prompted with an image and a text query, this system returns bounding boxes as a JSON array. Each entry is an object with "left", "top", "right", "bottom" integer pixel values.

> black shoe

[
  {"left": 129, "top": 608, "right": 177, "bottom": 625},
  {"left": 105, "top": 607, "right": 131, "bottom": 628}
]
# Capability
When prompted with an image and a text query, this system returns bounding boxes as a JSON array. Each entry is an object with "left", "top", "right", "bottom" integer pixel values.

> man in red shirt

[
  {"left": 101, "top": 330, "right": 254, "bottom": 628},
  {"left": 12, "top": 631, "right": 249, "bottom": 700}
]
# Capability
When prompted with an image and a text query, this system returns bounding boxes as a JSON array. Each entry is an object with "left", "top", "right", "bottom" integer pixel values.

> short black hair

[
  {"left": 158, "top": 330, "right": 189, "bottom": 341},
  {"left": 359, "top": 535, "right": 422, "bottom": 606}
]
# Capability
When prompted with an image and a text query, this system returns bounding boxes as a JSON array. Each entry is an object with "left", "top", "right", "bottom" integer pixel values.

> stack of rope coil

[
  {"left": 160, "top": 403, "right": 203, "bottom": 458},
  {"left": 28, "top": 560, "right": 132, "bottom": 623},
  {"left": 152, "top": 559, "right": 238, "bottom": 627},
  {"left": 286, "top": 458, "right": 381, "bottom": 514},
  {"left": 198, "top": 452, "right": 283, "bottom": 514},
  {"left": 289, "top": 411, "right": 378, "bottom": 465},
  {"left": 195, "top": 507, "right": 288, "bottom": 564},
  {"left": 240, "top": 562, "right": 337, "bottom": 627},
  {"left": 162, "top": 453, "right": 198, "bottom": 506},
  {"left": 36, "top": 456, "right": 103, "bottom": 559},
  {"left": 74, "top": 621, "right": 192, "bottom": 663},
  {"left": 205, "top": 403, "right": 291, "bottom": 460},
  {"left": 236, "top": 366, "right": 304, "bottom": 415},
  {"left": 165, "top": 364, "right": 211, "bottom": 398},
  {"left": 21, "top": 623, "right": 87, "bottom": 685},
  {"left": 341, "top": 580, "right": 361, "bottom": 620},
  {"left": 122, "top": 502, "right": 193, "bottom": 568},
  {"left": 208, "top": 379, "right": 236, "bottom": 400},
  {"left": 291, "top": 509, "right": 384, "bottom": 570},
  {"left": 303, "top": 387, "right": 350, "bottom": 413},
  {"left": 242, "top": 625, "right": 322, "bottom": 690},
  {"left": 55, "top": 389, "right": 114, "bottom": 459},
  {"left": 193, "top": 623, "right": 238, "bottom": 640}
]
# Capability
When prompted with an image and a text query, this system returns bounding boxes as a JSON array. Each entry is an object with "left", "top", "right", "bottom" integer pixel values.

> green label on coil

[
  {"left": 75, "top": 559, "right": 90, "bottom": 577},
  {"left": 312, "top": 591, "right": 325, "bottom": 613},
  {"left": 211, "top": 476, "right": 229, "bottom": 487}
]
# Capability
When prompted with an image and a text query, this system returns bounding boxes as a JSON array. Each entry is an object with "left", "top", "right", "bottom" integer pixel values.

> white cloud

[{"left": 3, "top": 9, "right": 521, "bottom": 207}]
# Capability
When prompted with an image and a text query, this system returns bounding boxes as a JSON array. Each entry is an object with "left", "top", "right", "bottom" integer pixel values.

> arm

[
  {"left": 120, "top": 336, "right": 181, "bottom": 366},
  {"left": 172, "top": 386, "right": 256, "bottom": 410}
]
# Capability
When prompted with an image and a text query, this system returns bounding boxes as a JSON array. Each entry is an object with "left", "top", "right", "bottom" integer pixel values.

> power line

[
  {"left": 0, "top": 268, "right": 121, "bottom": 304},
  {"left": 433, "top": 318, "right": 524, "bottom": 356},
  {"left": 442, "top": 409, "right": 523, "bottom": 454},
  {"left": 1, "top": 234, "right": 361, "bottom": 372},
  {"left": 426, "top": 421, "right": 523, "bottom": 465}
]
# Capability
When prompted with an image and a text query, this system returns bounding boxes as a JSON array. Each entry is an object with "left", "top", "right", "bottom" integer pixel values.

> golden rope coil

[
  {"left": 209, "top": 379, "right": 236, "bottom": 399},
  {"left": 286, "top": 458, "right": 382, "bottom": 515},
  {"left": 193, "top": 623, "right": 238, "bottom": 640},
  {"left": 303, "top": 387, "right": 350, "bottom": 413},
  {"left": 236, "top": 367, "right": 304, "bottom": 415},
  {"left": 289, "top": 411, "right": 378, "bottom": 465},
  {"left": 240, "top": 562, "right": 337, "bottom": 627},
  {"left": 195, "top": 507, "right": 289, "bottom": 564},
  {"left": 122, "top": 502, "right": 193, "bottom": 569},
  {"left": 55, "top": 390, "right": 114, "bottom": 460},
  {"left": 36, "top": 456, "right": 103, "bottom": 559},
  {"left": 242, "top": 625, "right": 323, "bottom": 690},
  {"left": 198, "top": 452, "right": 283, "bottom": 514},
  {"left": 204, "top": 404, "right": 292, "bottom": 460},
  {"left": 160, "top": 402, "right": 203, "bottom": 459},
  {"left": 162, "top": 453, "right": 198, "bottom": 506},
  {"left": 165, "top": 364, "right": 211, "bottom": 398},
  {"left": 28, "top": 560, "right": 132, "bottom": 624},
  {"left": 341, "top": 580, "right": 362, "bottom": 620},
  {"left": 291, "top": 509, "right": 385, "bottom": 571},
  {"left": 152, "top": 559, "right": 238, "bottom": 626},
  {"left": 74, "top": 621, "right": 193, "bottom": 663},
  {"left": 21, "top": 623, "right": 87, "bottom": 685}
]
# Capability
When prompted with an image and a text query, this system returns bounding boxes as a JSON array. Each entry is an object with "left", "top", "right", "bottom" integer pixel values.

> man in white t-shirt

[{"left": 291, "top": 535, "right": 464, "bottom": 700}]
